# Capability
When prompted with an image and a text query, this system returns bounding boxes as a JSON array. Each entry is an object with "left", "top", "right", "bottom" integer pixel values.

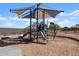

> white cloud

[
  {"left": 0, "top": 22, "right": 16, "bottom": 28},
  {"left": 47, "top": 18, "right": 59, "bottom": 22},
  {"left": 58, "top": 20, "right": 71, "bottom": 24},
  {"left": 8, "top": 16, "right": 31, "bottom": 22},
  {"left": 20, "top": 19, "right": 30, "bottom": 22},
  {"left": 66, "top": 10, "right": 79, "bottom": 16},
  {"left": 57, "top": 19, "right": 76, "bottom": 27},
  {"left": 0, "top": 17, "right": 6, "bottom": 20},
  {"left": 6, "top": 22, "right": 15, "bottom": 26},
  {"left": 58, "top": 12, "right": 65, "bottom": 16},
  {"left": 59, "top": 10, "right": 79, "bottom": 17},
  {"left": 8, "top": 17, "right": 19, "bottom": 20},
  {"left": 54, "top": 10, "right": 79, "bottom": 27},
  {"left": 69, "top": 16, "right": 79, "bottom": 20},
  {"left": 0, "top": 16, "right": 30, "bottom": 22}
]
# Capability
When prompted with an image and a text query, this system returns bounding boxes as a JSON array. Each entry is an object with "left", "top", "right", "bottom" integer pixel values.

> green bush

[{"left": 49, "top": 22, "right": 61, "bottom": 40}]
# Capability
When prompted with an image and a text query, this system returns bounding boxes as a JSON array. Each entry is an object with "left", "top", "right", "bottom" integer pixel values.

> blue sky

[{"left": 0, "top": 3, "right": 79, "bottom": 28}]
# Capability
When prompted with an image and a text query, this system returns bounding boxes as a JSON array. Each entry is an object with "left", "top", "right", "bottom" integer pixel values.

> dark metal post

[
  {"left": 36, "top": 4, "right": 39, "bottom": 41},
  {"left": 47, "top": 19, "right": 48, "bottom": 36},
  {"left": 42, "top": 9, "right": 45, "bottom": 30},
  {"left": 30, "top": 9, "right": 32, "bottom": 40}
]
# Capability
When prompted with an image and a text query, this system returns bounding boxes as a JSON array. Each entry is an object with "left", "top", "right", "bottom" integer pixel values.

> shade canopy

[
  {"left": 42, "top": 8, "right": 63, "bottom": 18},
  {"left": 10, "top": 8, "right": 30, "bottom": 15},
  {"left": 21, "top": 8, "right": 36, "bottom": 18},
  {"left": 10, "top": 4, "right": 63, "bottom": 19},
  {"left": 22, "top": 8, "right": 63, "bottom": 18}
]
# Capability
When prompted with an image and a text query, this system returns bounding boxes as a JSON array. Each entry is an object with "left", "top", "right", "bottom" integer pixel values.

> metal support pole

[
  {"left": 30, "top": 9, "right": 32, "bottom": 40},
  {"left": 47, "top": 19, "right": 48, "bottom": 36},
  {"left": 42, "top": 9, "right": 45, "bottom": 30},
  {"left": 36, "top": 4, "right": 39, "bottom": 41}
]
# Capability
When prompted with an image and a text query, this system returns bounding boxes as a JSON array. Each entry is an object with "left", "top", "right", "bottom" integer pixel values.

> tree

[{"left": 49, "top": 22, "right": 61, "bottom": 40}]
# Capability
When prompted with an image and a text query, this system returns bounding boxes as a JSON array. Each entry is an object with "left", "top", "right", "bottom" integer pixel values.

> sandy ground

[
  {"left": 6, "top": 37, "right": 79, "bottom": 56},
  {"left": 0, "top": 32, "right": 79, "bottom": 56}
]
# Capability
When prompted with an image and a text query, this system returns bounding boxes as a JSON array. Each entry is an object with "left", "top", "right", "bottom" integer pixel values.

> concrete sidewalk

[{"left": 0, "top": 47, "right": 21, "bottom": 56}]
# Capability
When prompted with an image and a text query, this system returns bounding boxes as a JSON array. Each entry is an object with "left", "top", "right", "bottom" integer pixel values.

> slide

[
  {"left": 22, "top": 31, "right": 30, "bottom": 37},
  {"left": 22, "top": 28, "right": 48, "bottom": 40},
  {"left": 40, "top": 30, "right": 48, "bottom": 40}
]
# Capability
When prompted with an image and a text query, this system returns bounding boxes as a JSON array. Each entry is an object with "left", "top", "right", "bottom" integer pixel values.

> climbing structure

[{"left": 10, "top": 3, "right": 63, "bottom": 44}]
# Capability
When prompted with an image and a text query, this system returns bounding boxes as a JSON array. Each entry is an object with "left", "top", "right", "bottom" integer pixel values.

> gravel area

[
  {"left": 8, "top": 37, "right": 79, "bottom": 56},
  {"left": 0, "top": 33, "right": 79, "bottom": 56}
]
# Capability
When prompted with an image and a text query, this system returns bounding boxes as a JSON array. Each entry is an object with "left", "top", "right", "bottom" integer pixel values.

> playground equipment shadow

[
  {"left": 1, "top": 31, "right": 79, "bottom": 47},
  {"left": 0, "top": 34, "right": 79, "bottom": 47},
  {"left": 0, "top": 37, "right": 48, "bottom": 47},
  {"left": 0, "top": 35, "right": 79, "bottom": 56},
  {"left": 56, "top": 36, "right": 79, "bottom": 42},
  {"left": 0, "top": 37, "right": 32, "bottom": 47}
]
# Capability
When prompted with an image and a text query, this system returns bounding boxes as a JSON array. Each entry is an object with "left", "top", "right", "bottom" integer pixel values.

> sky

[{"left": 0, "top": 3, "right": 79, "bottom": 28}]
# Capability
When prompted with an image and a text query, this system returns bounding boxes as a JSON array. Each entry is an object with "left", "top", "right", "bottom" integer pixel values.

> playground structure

[{"left": 10, "top": 3, "right": 63, "bottom": 44}]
